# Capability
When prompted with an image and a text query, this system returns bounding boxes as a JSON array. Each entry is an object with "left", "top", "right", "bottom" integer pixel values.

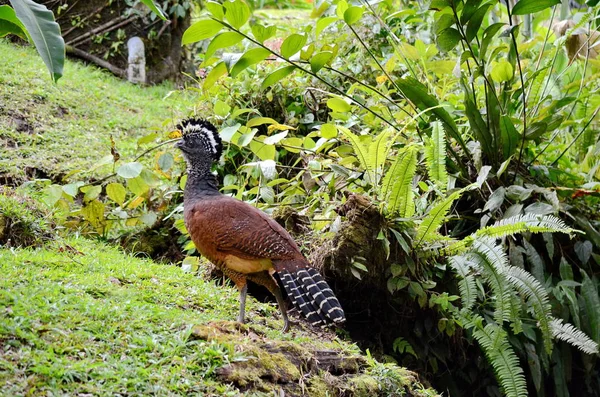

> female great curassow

[{"left": 175, "top": 118, "right": 345, "bottom": 331}]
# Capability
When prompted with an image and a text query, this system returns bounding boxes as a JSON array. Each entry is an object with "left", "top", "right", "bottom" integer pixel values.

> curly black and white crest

[{"left": 177, "top": 118, "right": 223, "bottom": 161}]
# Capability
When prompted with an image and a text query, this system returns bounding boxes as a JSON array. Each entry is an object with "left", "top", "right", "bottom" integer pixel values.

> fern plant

[
  {"left": 424, "top": 121, "right": 448, "bottom": 191},
  {"left": 447, "top": 227, "right": 599, "bottom": 397}
]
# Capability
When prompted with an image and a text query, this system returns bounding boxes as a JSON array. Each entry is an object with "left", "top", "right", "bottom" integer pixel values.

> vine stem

[
  {"left": 92, "top": 138, "right": 181, "bottom": 185},
  {"left": 208, "top": 17, "right": 403, "bottom": 134},
  {"left": 550, "top": 106, "right": 600, "bottom": 167},
  {"left": 508, "top": 3, "right": 528, "bottom": 184}
]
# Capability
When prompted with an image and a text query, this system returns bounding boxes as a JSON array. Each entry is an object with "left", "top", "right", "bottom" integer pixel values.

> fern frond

[
  {"left": 416, "top": 190, "right": 462, "bottom": 244},
  {"left": 382, "top": 146, "right": 417, "bottom": 217},
  {"left": 472, "top": 324, "right": 527, "bottom": 397},
  {"left": 368, "top": 129, "right": 393, "bottom": 186},
  {"left": 338, "top": 126, "right": 371, "bottom": 178},
  {"left": 475, "top": 214, "right": 577, "bottom": 240},
  {"left": 504, "top": 266, "right": 553, "bottom": 353},
  {"left": 550, "top": 318, "right": 599, "bottom": 355},
  {"left": 449, "top": 255, "right": 479, "bottom": 311},
  {"left": 443, "top": 214, "right": 576, "bottom": 256},
  {"left": 472, "top": 239, "right": 523, "bottom": 327},
  {"left": 470, "top": 242, "right": 514, "bottom": 325},
  {"left": 425, "top": 121, "right": 448, "bottom": 190}
]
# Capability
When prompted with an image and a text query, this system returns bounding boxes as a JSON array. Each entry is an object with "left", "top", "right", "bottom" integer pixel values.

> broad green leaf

[
  {"left": 106, "top": 182, "right": 127, "bottom": 206},
  {"left": 224, "top": 0, "right": 250, "bottom": 29},
  {"left": 44, "top": 184, "right": 63, "bottom": 206},
  {"left": 205, "top": 1, "right": 224, "bottom": 19},
  {"left": 437, "top": 27, "right": 461, "bottom": 52},
  {"left": 230, "top": 47, "right": 270, "bottom": 78},
  {"left": 310, "top": 51, "right": 333, "bottom": 72},
  {"left": 237, "top": 130, "right": 256, "bottom": 147},
  {"left": 214, "top": 100, "right": 231, "bottom": 117},
  {"left": 465, "top": 4, "right": 491, "bottom": 42},
  {"left": 316, "top": 16, "right": 338, "bottom": 36},
  {"left": 182, "top": 19, "right": 223, "bottom": 44},
  {"left": 247, "top": 117, "right": 277, "bottom": 127},
  {"left": 320, "top": 123, "right": 337, "bottom": 139},
  {"left": 220, "top": 123, "right": 241, "bottom": 143},
  {"left": 81, "top": 185, "right": 102, "bottom": 203},
  {"left": 524, "top": 122, "right": 547, "bottom": 140},
  {"left": 0, "top": 5, "right": 27, "bottom": 39},
  {"left": 435, "top": 13, "right": 455, "bottom": 34},
  {"left": 203, "top": 61, "right": 227, "bottom": 90},
  {"left": 336, "top": 0, "right": 348, "bottom": 18},
  {"left": 300, "top": 43, "right": 315, "bottom": 60},
  {"left": 460, "top": 0, "right": 483, "bottom": 24},
  {"left": 512, "top": 0, "right": 560, "bottom": 15},
  {"left": 140, "top": 0, "right": 167, "bottom": 20},
  {"left": 251, "top": 24, "right": 277, "bottom": 43},
  {"left": 10, "top": 0, "right": 64, "bottom": 82},
  {"left": 281, "top": 34, "right": 306, "bottom": 58},
  {"left": 465, "top": 96, "right": 493, "bottom": 159},
  {"left": 396, "top": 77, "right": 464, "bottom": 149},
  {"left": 62, "top": 181, "right": 83, "bottom": 197},
  {"left": 343, "top": 6, "right": 364, "bottom": 25},
  {"left": 117, "top": 162, "right": 144, "bottom": 179},
  {"left": 205, "top": 32, "right": 244, "bottom": 58},
  {"left": 327, "top": 97, "right": 351, "bottom": 112},
  {"left": 264, "top": 131, "right": 288, "bottom": 145},
  {"left": 481, "top": 22, "right": 505, "bottom": 59},
  {"left": 261, "top": 65, "right": 296, "bottom": 89},
  {"left": 430, "top": 0, "right": 452, "bottom": 9},
  {"left": 140, "top": 212, "right": 158, "bottom": 227},
  {"left": 500, "top": 115, "right": 519, "bottom": 159},
  {"left": 250, "top": 138, "right": 276, "bottom": 160},
  {"left": 491, "top": 60, "right": 514, "bottom": 82},
  {"left": 127, "top": 176, "right": 149, "bottom": 196},
  {"left": 281, "top": 137, "right": 303, "bottom": 152},
  {"left": 158, "top": 152, "right": 174, "bottom": 172},
  {"left": 81, "top": 200, "right": 105, "bottom": 228}
]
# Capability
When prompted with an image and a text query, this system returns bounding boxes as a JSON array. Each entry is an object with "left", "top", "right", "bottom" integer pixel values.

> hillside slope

[
  {"left": 0, "top": 41, "right": 438, "bottom": 396},
  {"left": 0, "top": 236, "right": 437, "bottom": 396},
  {"left": 0, "top": 40, "right": 194, "bottom": 184}
]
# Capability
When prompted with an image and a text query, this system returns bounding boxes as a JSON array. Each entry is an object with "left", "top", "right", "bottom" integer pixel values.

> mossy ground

[{"left": 0, "top": 238, "right": 437, "bottom": 396}]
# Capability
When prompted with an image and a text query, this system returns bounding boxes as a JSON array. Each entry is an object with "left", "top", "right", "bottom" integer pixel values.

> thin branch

[
  {"left": 208, "top": 17, "right": 403, "bottom": 133},
  {"left": 550, "top": 106, "right": 600, "bottom": 166},
  {"left": 508, "top": 3, "right": 529, "bottom": 184}
]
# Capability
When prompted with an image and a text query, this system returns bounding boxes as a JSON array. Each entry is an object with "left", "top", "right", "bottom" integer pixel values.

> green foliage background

[{"left": 2, "top": 0, "right": 600, "bottom": 396}]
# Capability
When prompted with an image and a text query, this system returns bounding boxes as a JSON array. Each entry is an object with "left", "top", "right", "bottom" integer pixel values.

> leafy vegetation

[{"left": 2, "top": 0, "right": 600, "bottom": 396}]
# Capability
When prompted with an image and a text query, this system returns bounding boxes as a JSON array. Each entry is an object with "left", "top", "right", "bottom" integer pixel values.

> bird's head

[{"left": 175, "top": 118, "right": 223, "bottom": 166}]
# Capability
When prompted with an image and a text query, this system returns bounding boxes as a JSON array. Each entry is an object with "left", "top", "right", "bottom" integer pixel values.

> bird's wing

[{"left": 187, "top": 197, "right": 305, "bottom": 263}]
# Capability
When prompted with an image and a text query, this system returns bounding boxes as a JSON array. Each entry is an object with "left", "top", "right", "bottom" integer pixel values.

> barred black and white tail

[{"left": 278, "top": 268, "right": 345, "bottom": 327}]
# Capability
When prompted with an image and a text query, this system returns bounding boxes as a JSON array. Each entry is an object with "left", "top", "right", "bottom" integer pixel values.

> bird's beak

[{"left": 175, "top": 139, "right": 184, "bottom": 149}]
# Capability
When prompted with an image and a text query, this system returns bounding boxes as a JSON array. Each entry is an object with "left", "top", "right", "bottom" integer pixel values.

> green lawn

[{"left": 0, "top": 40, "right": 195, "bottom": 184}]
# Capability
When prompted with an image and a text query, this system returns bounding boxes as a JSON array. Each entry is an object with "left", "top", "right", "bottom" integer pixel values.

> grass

[
  {"left": 0, "top": 238, "right": 321, "bottom": 395},
  {"left": 0, "top": 40, "right": 196, "bottom": 184},
  {"left": 0, "top": 238, "right": 437, "bottom": 396},
  {"left": 0, "top": 238, "right": 239, "bottom": 395}
]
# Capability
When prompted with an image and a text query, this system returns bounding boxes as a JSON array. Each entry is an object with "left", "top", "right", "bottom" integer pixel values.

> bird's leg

[
  {"left": 273, "top": 287, "right": 290, "bottom": 333},
  {"left": 238, "top": 283, "right": 248, "bottom": 324}
]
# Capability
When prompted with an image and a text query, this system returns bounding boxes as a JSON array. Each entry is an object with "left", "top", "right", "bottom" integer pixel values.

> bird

[{"left": 175, "top": 118, "right": 345, "bottom": 332}]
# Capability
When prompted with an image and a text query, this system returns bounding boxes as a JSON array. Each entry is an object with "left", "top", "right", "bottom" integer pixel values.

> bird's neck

[{"left": 183, "top": 162, "right": 220, "bottom": 201}]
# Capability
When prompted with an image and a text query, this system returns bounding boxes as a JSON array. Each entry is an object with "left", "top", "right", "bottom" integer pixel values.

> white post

[{"left": 127, "top": 37, "right": 146, "bottom": 84}]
